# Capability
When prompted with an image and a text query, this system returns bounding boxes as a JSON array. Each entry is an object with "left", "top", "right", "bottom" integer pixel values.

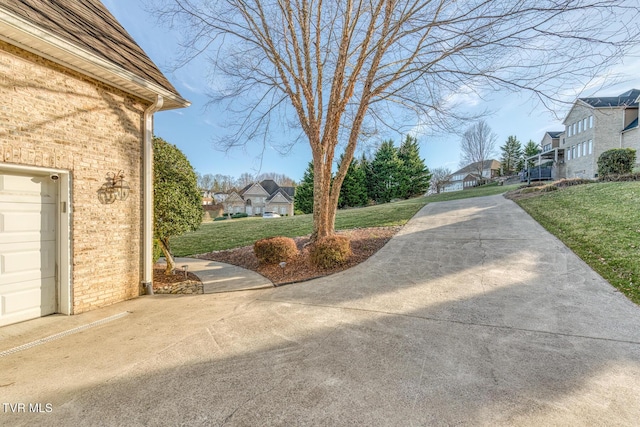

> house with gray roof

[
  {"left": 224, "top": 179, "right": 295, "bottom": 216},
  {"left": 558, "top": 89, "right": 639, "bottom": 178},
  {"left": 442, "top": 160, "right": 501, "bottom": 192},
  {"left": 0, "top": 1, "right": 188, "bottom": 326}
]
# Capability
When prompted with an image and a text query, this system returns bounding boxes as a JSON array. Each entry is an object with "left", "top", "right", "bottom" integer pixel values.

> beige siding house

[
  {"left": 0, "top": 1, "right": 188, "bottom": 326},
  {"left": 224, "top": 180, "right": 295, "bottom": 216}
]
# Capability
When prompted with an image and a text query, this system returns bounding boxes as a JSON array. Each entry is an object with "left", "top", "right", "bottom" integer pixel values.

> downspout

[
  {"left": 620, "top": 108, "right": 625, "bottom": 148},
  {"left": 142, "top": 95, "right": 164, "bottom": 295}
]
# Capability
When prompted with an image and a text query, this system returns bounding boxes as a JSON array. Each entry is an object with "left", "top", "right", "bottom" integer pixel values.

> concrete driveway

[{"left": 1, "top": 195, "right": 639, "bottom": 426}]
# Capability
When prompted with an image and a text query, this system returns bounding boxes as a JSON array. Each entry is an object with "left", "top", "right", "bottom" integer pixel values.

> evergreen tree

[
  {"left": 360, "top": 153, "right": 375, "bottom": 202},
  {"left": 522, "top": 140, "right": 541, "bottom": 183},
  {"left": 398, "top": 135, "right": 431, "bottom": 198},
  {"left": 153, "top": 137, "right": 203, "bottom": 275},
  {"left": 294, "top": 162, "right": 314, "bottom": 214},
  {"left": 369, "top": 140, "right": 404, "bottom": 203},
  {"left": 522, "top": 140, "right": 540, "bottom": 164},
  {"left": 338, "top": 154, "right": 369, "bottom": 208},
  {"left": 500, "top": 135, "right": 522, "bottom": 175}
]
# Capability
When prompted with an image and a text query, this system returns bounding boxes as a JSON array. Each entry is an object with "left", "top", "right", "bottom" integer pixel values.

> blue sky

[{"left": 103, "top": 1, "right": 640, "bottom": 181}]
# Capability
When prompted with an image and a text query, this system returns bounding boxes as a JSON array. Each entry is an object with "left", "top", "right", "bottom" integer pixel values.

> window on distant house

[
  {"left": 567, "top": 126, "right": 571, "bottom": 137},
  {"left": 588, "top": 140, "right": 593, "bottom": 154},
  {"left": 582, "top": 141, "right": 586, "bottom": 156},
  {"left": 583, "top": 118, "right": 587, "bottom": 131},
  {"left": 589, "top": 116, "right": 593, "bottom": 128},
  {"left": 578, "top": 120, "right": 582, "bottom": 133},
  {"left": 573, "top": 123, "right": 577, "bottom": 135},
  {"left": 572, "top": 145, "right": 576, "bottom": 159}
]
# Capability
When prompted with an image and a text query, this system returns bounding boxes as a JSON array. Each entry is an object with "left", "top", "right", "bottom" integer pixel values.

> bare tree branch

[{"left": 150, "top": 0, "right": 640, "bottom": 239}]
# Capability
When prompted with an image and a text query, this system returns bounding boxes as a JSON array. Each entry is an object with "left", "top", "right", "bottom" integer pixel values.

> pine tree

[
  {"left": 294, "top": 162, "right": 314, "bottom": 214},
  {"left": 500, "top": 136, "right": 522, "bottom": 175},
  {"left": 369, "top": 140, "right": 404, "bottom": 203},
  {"left": 338, "top": 154, "right": 369, "bottom": 208},
  {"left": 521, "top": 140, "right": 541, "bottom": 183},
  {"left": 523, "top": 140, "right": 540, "bottom": 165},
  {"left": 360, "top": 153, "right": 375, "bottom": 202},
  {"left": 398, "top": 135, "right": 431, "bottom": 198}
]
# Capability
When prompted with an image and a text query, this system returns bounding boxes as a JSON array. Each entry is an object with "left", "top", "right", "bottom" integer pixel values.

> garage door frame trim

[{"left": 0, "top": 163, "right": 72, "bottom": 316}]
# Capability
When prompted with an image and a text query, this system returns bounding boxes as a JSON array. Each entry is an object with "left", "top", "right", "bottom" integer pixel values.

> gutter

[
  {"left": 0, "top": 8, "right": 189, "bottom": 110},
  {"left": 142, "top": 95, "right": 164, "bottom": 295}
]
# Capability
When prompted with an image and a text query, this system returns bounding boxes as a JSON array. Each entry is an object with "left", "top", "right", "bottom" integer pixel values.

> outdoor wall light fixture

[{"left": 98, "top": 170, "right": 130, "bottom": 204}]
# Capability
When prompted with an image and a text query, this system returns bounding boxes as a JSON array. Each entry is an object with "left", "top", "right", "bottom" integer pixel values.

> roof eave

[{"left": 0, "top": 9, "right": 190, "bottom": 111}]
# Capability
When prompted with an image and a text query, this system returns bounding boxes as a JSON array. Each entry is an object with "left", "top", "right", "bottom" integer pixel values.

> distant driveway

[{"left": 2, "top": 195, "right": 639, "bottom": 426}]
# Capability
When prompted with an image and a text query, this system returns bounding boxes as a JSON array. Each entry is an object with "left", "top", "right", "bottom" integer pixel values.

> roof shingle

[
  {"left": 1, "top": 0, "right": 181, "bottom": 98},
  {"left": 579, "top": 89, "right": 640, "bottom": 108}
]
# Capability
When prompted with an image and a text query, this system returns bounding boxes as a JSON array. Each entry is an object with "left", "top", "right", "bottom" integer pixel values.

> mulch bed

[
  {"left": 153, "top": 268, "right": 203, "bottom": 294},
  {"left": 195, "top": 226, "right": 401, "bottom": 285}
]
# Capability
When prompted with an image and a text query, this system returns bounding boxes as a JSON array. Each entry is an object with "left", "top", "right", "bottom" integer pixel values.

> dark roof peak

[{"left": 579, "top": 89, "right": 640, "bottom": 108}]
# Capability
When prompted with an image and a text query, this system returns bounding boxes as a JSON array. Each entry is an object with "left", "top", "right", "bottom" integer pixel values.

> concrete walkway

[
  {"left": 1, "top": 195, "right": 639, "bottom": 426},
  {"left": 159, "top": 257, "right": 274, "bottom": 293}
]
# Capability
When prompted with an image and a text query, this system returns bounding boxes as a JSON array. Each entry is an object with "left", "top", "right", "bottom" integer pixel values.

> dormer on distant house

[
  {"left": 224, "top": 180, "right": 295, "bottom": 216},
  {"left": 560, "top": 89, "right": 640, "bottom": 178}
]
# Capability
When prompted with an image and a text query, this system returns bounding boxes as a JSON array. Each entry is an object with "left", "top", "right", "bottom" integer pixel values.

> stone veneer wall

[{"left": 0, "top": 41, "right": 148, "bottom": 314}]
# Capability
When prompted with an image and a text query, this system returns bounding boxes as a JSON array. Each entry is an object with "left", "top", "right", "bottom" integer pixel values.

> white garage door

[{"left": 0, "top": 171, "right": 57, "bottom": 327}]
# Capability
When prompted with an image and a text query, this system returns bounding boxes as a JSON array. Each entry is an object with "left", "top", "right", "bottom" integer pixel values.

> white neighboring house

[
  {"left": 224, "top": 179, "right": 295, "bottom": 216},
  {"left": 201, "top": 191, "right": 228, "bottom": 205},
  {"left": 443, "top": 160, "right": 501, "bottom": 192}
]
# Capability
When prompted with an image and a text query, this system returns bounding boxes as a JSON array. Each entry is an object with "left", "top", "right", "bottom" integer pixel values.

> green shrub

[
  {"left": 231, "top": 212, "right": 249, "bottom": 219},
  {"left": 153, "top": 238, "right": 163, "bottom": 263},
  {"left": 253, "top": 236, "right": 298, "bottom": 265},
  {"left": 310, "top": 235, "right": 352, "bottom": 269},
  {"left": 598, "top": 172, "right": 640, "bottom": 182},
  {"left": 553, "top": 178, "right": 593, "bottom": 188},
  {"left": 598, "top": 148, "right": 636, "bottom": 177}
]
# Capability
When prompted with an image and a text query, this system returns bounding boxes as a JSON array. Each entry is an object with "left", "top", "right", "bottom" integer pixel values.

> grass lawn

[
  {"left": 515, "top": 181, "right": 640, "bottom": 304},
  {"left": 170, "top": 183, "right": 519, "bottom": 256}
]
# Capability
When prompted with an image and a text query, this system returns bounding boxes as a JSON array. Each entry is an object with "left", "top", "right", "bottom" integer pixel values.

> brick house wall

[
  {"left": 622, "top": 128, "right": 640, "bottom": 164},
  {"left": 0, "top": 41, "right": 148, "bottom": 313},
  {"left": 563, "top": 99, "right": 640, "bottom": 178}
]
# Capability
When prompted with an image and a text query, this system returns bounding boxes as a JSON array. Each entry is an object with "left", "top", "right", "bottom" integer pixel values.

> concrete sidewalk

[
  {"left": 159, "top": 257, "right": 274, "bottom": 293},
  {"left": 1, "top": 195, "right": 639, "bottom": 426}
]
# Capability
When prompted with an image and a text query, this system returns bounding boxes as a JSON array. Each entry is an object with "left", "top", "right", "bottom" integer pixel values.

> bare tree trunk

[
  {"left": 311, "top": 144, "right": 335, "bottom": 241},
  {"left": 156, "top": 0, "right": 640, "bottom": 243},
  {"left": 159, "top": 238, "right": 175, "bottom": 276}
]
